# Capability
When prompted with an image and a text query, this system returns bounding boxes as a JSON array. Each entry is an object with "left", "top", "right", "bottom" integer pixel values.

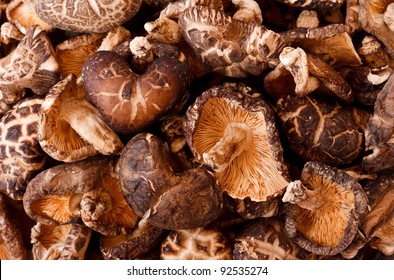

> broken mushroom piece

[
  {"left": 161, "top": 227, "right": 232, "bottom": 260},
  {"left": 0, "top": 96, "right": 46, "bottom": 200},
  {"left": 31, "top": 0, "right": 142, "bottom": 33},
  {"left": 119, "top": 132, "right": 222, "bottom": 230},
  {"left": 184, "top": 83, "right": 290, "bottom": 202},
  {"left": 178, "top": 5, "right": 285, "bottom": 77},
  {"left": 0, "top": 25, "right": 59, "bottom": 107},
  {"left": 277, "top": 94, "right": 365, "bottom": 166},
  {"left": 82, "top": 50, "right": 192, "bottom": 135},
  {"left": 31, "top": 221, "right": 92, "bottom": 260},
  {"left": 38, "top": 74, "right": 123, "bottom": 163},
  {"left": 282, "top": 161, "right": 368, "bottom": 255},
  {"left": 0, "top": 193, "right": 26, "bottom": 259},
  {"left": 233, "top": 218, "right": 315, "bottom": 260}
]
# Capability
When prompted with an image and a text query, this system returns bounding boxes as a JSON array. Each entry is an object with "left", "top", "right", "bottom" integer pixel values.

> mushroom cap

[
  {"left": 119, "top": 132, "right": 223, "bottom": 230},
  {"left": 0, "top": 96, "right": 46, "bottom": 200},
  {"left": 233, "top": 218, "right": 314, "bottom": 260},
  {"left": 32, "top": 0, "right": 142, "bottom": 33},
  {"left": 161, "top": 227, "right": 232, "bottom": 260},
  {"left": 31, "top": 221, "right": 92, "bottom": 260},
  {"left": 0, "top": 193, "right": 27, "bottom": 259},
  {"left": 283, "top": 161, "right": 368, "bottom": 255},
  {"left": 82, "top": 50, "right": 192, "bottom": 135},
  {"left": 184, "top": 83, "right": 290, "bottom": 202},
  {"left": 277, "top": 94, "right": 364, "bottom": 166}
]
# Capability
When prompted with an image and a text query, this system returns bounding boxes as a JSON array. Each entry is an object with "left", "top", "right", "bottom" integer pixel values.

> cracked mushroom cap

[
  {"left": 82, "top": 50, "right": 192, "bottom": 135},
  {"left": 0, "top": 96, "right": 46, "bottom": 200},
  {"left": 161, "top": 227, "right": 232, "bottom": 260},
  {"left": 31, "top": 221, "right": 92, "bottom": 260},
  {"left": 23, "top": 155, "right": 138, "bottom": 236},
  {"left": 38, "top": 74, "right": 123, "bottom": 163},
  {"left": 119, "top": 132, "right": 222, "bottom": 230},
  {"left": 282, "top": 161, "right": 368, "bottom": 255},
  {"left": 233, "top": 218, "right": 315, "bottom": 260},
  {"left": 0, "top": 193, "right": 26, "bottom": 259},
  {"left": 184, "top": 83, "right": 290, "bottom": 202},
  {"left": 31, "top": 0, "right": 142, "bottom": 33}
]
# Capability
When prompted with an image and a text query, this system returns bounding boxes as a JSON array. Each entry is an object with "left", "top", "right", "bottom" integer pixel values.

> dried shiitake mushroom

[
  {"left": 161, "top": 227, "right": 232, "bottom": 260},
  {"left": 178, "top": 5, "right": 285, "bottom": 77},
  {"left": 31, "top": 0, "right": 142, "bottom": 33},
  {"left": 233, "top": 218, "right": 315, "bottom": 260},
  {"left": 282, "top": 161, "right": 368, "bottom": 255},
  {"left": 0, "top": 25, "right": 59, "bottom": 107},
  {"left": 0, "top": 193, "right": 26, "bottom": 259},
  {"left": 184, "top": 83, "right": 290, "bottom": 202},
  {"left": 0, "top": 96, "right": 46, "bottom": 200},
  {"left": 119, "top": 132, "right": 222, "bottom": 230},
  {"left": 274, "top": 0, "right": 345, "bottom": 10},
  {"left": 38, "top": 74, "right": 123, "bottom": 163},
  {"left": 82, "top": 50, "right": 192, "bottom": 135},
  {"left": 31, "top": 221, "right": 92, "bottom": 260},
  {"left": 277, "top": 94, "right": 365, "bottom": 166}
]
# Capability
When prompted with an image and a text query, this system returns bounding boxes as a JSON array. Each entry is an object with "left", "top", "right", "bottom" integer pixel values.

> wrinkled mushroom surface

[
  {"left": 184, "top": 83, "right": 290, "bottom": 202},
  {"left": 282, "top": 161, "right": 368, "bottom": 255}
]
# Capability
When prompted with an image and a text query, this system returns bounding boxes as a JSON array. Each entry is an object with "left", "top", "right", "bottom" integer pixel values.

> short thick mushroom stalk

[
  {"left": 282, "top": 161, "right": 368, "bottom": 255},
  {"left": 82, "top": 49, "right": 192, "bottom": 135},
  {"left": 184, "top": 83, "right": 290, "bottom": 202},
  {"left": 119, "top": 132, "right": 223, "bottom": 230}
]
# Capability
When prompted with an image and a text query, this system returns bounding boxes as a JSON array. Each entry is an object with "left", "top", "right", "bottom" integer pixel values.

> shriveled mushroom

[
  {"left": 31, "top": 221, "right": 92, "bottom": 260},
  {"left": 233, "top": 218, "right": 315, "bottom": 260},
  {"left": 0, "top": 25, "right": 59, "bottom": 107},
  {"left": 178, "top": 6, "right": 285, "bottom": 77},
  {"left": 82, "top": 50, "right": 192, "bottom": 135},
  {"left": 184, "top": 83, "right": 290, "bottom": 202},
  {"left": 273, "top": 0, "right": 345, "bottom": 10},
  {"left": 161, "top": 227, "right": 232, "bottom": 260},
  {"left": 0, "top": 22, "right": 24, "bottom": 45},
  {"left": 362, "top": 71, "right": 394, "bottom": 172},
  {"left": 31, "top": 0, "right": 142, "bottom": 33},
  {"left": 23, "top": 155, "right": 138, "bottom": 236},
  {"left": 341, "top": 173, "right": 394, "bottom": 258},
  {"left": 224, "top": 195, "right": 280, "bottom": 219},
  {"left": 38, "top": 74, "right": 123, "bottom": 163},
  {"left": 282, "top": 161, "right": 368, "bottom": 255},
  {"left": 277, "top": 94, "right": 365, "bottom": 166},
  {"left": 6, "top": 0, "right": 54, "bottom": 34},
  {"left": 0, "top": 193, "right": 26, "bottom": 259},
  {"left": 119, "top": 132, "right": 222, "bottom": 230},
  {"left": 100, "top": 218, "right": 165, "bottom": 260},
  {"left": 0, "top": 96, "right": 46, "bottom": 200}
]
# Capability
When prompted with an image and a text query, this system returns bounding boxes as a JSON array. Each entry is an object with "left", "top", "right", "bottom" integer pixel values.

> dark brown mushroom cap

[
  {"left": 178, "top": 6, "right": 285, "bottom": 77},
  {"left": 100, "top": 218, "right": 165, "bottom": 260},
  {"left": 184, "top": 83, "right": 290, "bottom": 202},
  {"left": 0, "top": 96, "right": 46, "bottom": 200},
  {"left": 283, "top": 161, "right": 368, "bottom": 255},
  {"left": 23, "top": 155, "right": 112, "bottom": 226},
  {"left": 233, "top": 218, "right": 315, "bottom": 260},
  {"left": 32, "top": 0, "right": 142, "bottom": 33},
  {"left": 0, "top": 193, "right": 26, "bottom": 259},
  {"left": 277, "top": 94, "right": 364, "bottom": 166},
  {"left": 161, "top": 227, "right": 232, "bottom": 260},
  {"left": 119, "top": 132, "right": 222, "bottom": 230},
  {"left": 82, "top": 50, "right": 192, "bottom": 135}
]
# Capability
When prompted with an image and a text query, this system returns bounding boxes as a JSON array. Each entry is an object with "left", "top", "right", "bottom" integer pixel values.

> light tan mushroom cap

[
  {"left": 161, "top": 227, "right": 232, "bottom": 260},
  {"left": 184, "top": 83, "right": 290, "bottom": 202}
]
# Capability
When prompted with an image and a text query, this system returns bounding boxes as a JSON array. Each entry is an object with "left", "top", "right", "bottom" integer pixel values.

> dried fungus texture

[
  {"left": 161, "top": 227, "right": 232, "bottom": 260},
  {"left": 277, "top": 94, "right": 364, "bottom": 166},
  {"left": 32, "top": 0, "right": 142, "bottom": 33},
  {"left": 184, "top": 84, "right": 290, "bottom": 202},
  {"left": 0, "top": 97, "right": 46, "bottom": 200},
  {"left": 283, "top": 161, "right": 368, "bottom": 255},
  {"left": 178, "top": 6, "right": 285, "bottom": 77},
  {"left": 273, "top": 0, "right": 345, "bottom": 10}
]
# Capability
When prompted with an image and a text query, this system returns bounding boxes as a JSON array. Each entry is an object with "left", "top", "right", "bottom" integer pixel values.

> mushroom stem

[
  {"left": 203, "top": 122, "right": 251, "bottom": 172},
  {"left": 282, "top": 180, "right": 324, "bottom": 211}
]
